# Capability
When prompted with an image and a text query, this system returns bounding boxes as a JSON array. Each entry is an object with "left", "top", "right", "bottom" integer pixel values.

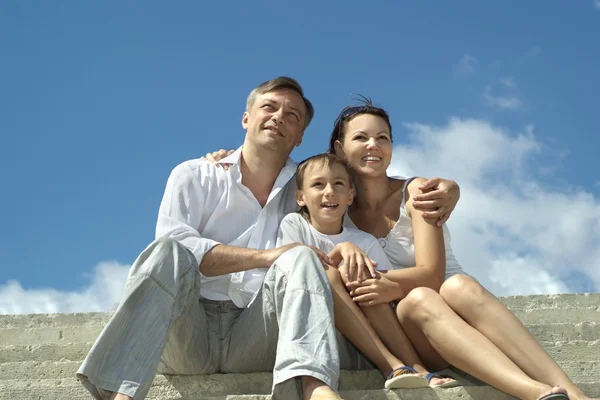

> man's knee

[
  {"left": 132, "top": 237, "right": 197, "bottom": 278},
  {"left": 271, "top": 246, "right": 329, "bottom": 290},
  {"left": 274, "top": 246, "right": 322, "bottom": 275}
]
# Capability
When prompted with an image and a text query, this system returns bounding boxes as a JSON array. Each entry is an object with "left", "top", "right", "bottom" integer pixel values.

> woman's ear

[
  {"left": 296, "top": 190, "right": 306, "bottom": 207},
  {"left": 334, "top": 140, "right": 345, "bottom": 158}
]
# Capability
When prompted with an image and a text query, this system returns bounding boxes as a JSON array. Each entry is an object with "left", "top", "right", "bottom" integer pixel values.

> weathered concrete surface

[{"left": 0, "top": 293, "right": 598, "bottom": 400}]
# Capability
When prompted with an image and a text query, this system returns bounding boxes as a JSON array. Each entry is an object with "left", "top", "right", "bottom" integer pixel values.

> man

[{"left": 77, "top": 77, "right": 460, "bottom": 400}]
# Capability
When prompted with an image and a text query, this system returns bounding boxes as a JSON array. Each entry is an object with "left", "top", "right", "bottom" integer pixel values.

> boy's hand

[{"left": 328, "top": 242, "right": 378, "bottom": 283}]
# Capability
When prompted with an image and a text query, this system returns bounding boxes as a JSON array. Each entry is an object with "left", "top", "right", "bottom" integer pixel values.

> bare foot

[
  {"left": 301, "top": 376, "right": 342, "bottom": 400},
  {"left": 427, "top": 374, "right": 456, "bottom": 387}
]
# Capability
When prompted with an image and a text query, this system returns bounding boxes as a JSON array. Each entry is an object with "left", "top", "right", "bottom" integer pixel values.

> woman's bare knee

[
  {"left": 395, "top": 287, "right": 442, "bottom": 323},
  {"left": 440, "top": 274, "right": 489, "bottom": 309}
]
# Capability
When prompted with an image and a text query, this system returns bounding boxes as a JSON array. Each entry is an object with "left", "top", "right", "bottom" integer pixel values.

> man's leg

[
  {"left": 223, "top": 246, "right": 341, "bottom": 399},
  {"left": 77, "top": 237, "right": 217, "bottom": 400}
]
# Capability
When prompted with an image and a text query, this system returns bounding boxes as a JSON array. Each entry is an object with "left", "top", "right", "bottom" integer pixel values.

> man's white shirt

[{"left": 155, "top": 147, "right": 299, "bottom": 308}]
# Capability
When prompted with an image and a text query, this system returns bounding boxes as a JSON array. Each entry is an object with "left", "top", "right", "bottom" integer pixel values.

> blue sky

[{"left": 1, "top": 1, "right": 599, "bottom": 313}]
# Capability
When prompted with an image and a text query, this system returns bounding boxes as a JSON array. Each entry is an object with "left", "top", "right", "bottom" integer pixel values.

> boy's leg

[
  {"left": 324, "top": 267, "right": 403, "bottom": 377},
  {"left": 77, "top": 237, "right": 217, "bottom": 400}
]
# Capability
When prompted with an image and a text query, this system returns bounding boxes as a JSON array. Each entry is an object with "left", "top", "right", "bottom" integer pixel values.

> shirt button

[{"left": 378, "top": 238, "right": 387, "bottom": 248}]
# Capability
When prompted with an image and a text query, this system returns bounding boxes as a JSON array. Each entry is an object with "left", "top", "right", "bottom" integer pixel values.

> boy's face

[{"left": 296, "top": 162, "right": 354, "bottom": 234}]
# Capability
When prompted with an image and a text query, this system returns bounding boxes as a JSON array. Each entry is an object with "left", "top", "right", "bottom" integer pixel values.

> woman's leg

[
  {"left": 396, "top": 287, "right": 565, "bottom": 400},
  {"left": 440, "top": 274, "right": 593, "bottom": 400},
  {"left": 324, "top": 267, "right": 406, "bottom": 377}
]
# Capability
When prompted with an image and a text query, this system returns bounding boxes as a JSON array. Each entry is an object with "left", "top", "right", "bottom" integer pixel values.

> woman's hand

[
  {"left": 203, "top": 149, "right": 235, "bottom": 170},
  {"left": 328, "top": 242, "right": 378, "bottom": 283},
  {"left": 346, "top": 272, "right": 402, "bottom": 306},
  {"left": 411, "top": 177, "right": 460, "bottom": 226}
]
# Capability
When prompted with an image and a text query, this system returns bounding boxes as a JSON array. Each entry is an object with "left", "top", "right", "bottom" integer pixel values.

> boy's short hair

[{"left": 295, "top": 153, "right": 352, "bottom": 221}]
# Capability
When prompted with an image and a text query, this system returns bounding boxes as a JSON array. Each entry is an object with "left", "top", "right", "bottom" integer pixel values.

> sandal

[
  {"left": 538, "top": 394, "right": 569, "bottom": 400},
  {"left": 384, "top": 366, "right": 428, "bottom": 389},
  {"left": 425, "top": 371, "right": 460, "bottom": 388}
]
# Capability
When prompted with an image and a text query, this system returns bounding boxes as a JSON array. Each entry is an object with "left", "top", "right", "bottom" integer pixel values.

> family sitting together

[{"left": 76, "top": 77, "right": 593, "bottom": 400}]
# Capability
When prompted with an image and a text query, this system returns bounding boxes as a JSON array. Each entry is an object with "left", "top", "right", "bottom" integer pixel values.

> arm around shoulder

[{"left": 405, "top": 177, "right": 446, "bottom": 289}]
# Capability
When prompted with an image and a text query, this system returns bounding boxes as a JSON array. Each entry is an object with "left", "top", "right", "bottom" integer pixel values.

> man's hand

[
  {"left": 204, "top": 149, "right": 235, "bottom": 171},
  {"left": 263, "top": 244, "right": 334, "bottom": 268},
  {"left": 412, "top": 177, "right": 460, "bottom": 227},
  {"left": 346, "top": 273, "right": 402, "bottom": 306},
  {"left": 328, "top": 242, "right": 378, "bottom": 283},
  {"left": 262, "top": 243, "right": 302, "bottom": 267}
]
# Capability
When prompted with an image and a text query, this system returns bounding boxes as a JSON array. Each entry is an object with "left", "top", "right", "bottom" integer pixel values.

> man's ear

[
  {"left": 334, "top": 140, "right": 345, "bottom": 157},
  {"left": 296, "top": 190, "right": 306, "bottom": 206},
  {"left": 241, "top": 111, "right": 249, "bottom": 130}
]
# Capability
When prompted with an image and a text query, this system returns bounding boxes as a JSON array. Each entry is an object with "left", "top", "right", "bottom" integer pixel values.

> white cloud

[
  {"left": 0, "top": 261, "right": 130, "bottom": 314},
  {"left": 453, "top": 54, "right": 478, "bottom": 79},
  {"left": 595, "top": 0, "right": 600, "bottom": 9},
  {"left": 387, "top": 118, "right": 600, "bottom": 296},
  {"left": 483, "top": 85, "right": 522, "bottom": 110}
]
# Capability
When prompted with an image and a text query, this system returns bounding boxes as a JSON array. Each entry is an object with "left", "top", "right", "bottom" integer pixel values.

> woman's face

[{"left": 335, "top": 113, "right": 393, "bottom": 178}]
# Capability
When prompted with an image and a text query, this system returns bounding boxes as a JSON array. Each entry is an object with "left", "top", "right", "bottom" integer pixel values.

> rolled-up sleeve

[{"left": 156, "top": 163, "right": 221, "bottom": 267}]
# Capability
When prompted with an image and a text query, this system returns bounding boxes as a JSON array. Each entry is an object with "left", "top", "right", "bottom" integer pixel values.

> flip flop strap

[
  {"left": 387, "top": 366, "right": 418, "bottom": 380},
  {"left": 425, "top": 372, "right": 454, "bottom": 382}
]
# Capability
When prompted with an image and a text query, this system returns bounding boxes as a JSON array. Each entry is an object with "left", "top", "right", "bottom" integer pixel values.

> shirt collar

[{"left": 218, "top": 145, "right": 298, "bottom": 176}]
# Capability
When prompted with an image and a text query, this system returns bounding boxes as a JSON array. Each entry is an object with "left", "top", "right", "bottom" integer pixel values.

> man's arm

[{"left": 200, "top": 244, "right": 298, "bottom": 277}]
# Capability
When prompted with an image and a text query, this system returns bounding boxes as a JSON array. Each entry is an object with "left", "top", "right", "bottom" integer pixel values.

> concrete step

[
  {"left": 1, "top": 377, "right": 599, "bottom": 400},
  {"left": 1, "top": 318, "right": 599, "bottom": 347},
  {"left": 1, "top": 359, "right": 600, "bottom": 386},
  {"left": 2, "top": 339, "right": 599, "bottom": 365},
  {"left": 500, "top": 293, "right": 600, "bottom": 310},
  {"left": 0, "top": 378, "right": 522, "bottom": 400}
]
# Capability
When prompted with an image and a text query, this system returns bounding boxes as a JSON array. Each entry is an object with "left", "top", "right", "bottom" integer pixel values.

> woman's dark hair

[
  {"left": 295, "top": 153, "right": 352, "bottom": 221},
  {"left": 327, "top": 95, "right": 393, "bottom": 154}
]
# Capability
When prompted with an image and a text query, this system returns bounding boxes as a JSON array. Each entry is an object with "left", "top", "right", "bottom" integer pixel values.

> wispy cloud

[
  {"left": 388, "top": 118, "right": 600, "bottom": 296},
  {"left": 499, "top": 76, "right": 516, "bottom": 88},
  {"left": 453, "top": 54, "right": 478, "bottom": 79},
  {"left": 594, "top": 0, "right": 600, "bottom": 9},
  {"left": 483, "top": 85, "right": 522, "bottom": 110},
  {"left": 0, "top": 261, "right": 130, "bottom": 314}
]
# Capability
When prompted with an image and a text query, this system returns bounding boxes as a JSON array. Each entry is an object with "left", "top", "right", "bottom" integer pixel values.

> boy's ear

[
  {"left": 347, "top": 186, "right": 354, "bottom": 206},
  {"left": 296, "top": 190, "right": 306, "bottom": 207}
]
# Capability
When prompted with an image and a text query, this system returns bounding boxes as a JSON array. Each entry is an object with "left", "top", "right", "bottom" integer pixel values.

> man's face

[{"left": 242, "top": 88, "right": 306, "bottom": 155}]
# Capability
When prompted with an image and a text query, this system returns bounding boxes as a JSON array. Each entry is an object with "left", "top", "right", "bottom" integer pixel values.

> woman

[{"left": 327, "top": 99, "right": 592, "bottom": 400}]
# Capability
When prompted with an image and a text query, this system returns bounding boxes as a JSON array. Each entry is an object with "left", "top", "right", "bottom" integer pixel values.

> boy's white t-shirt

[{"left": 277, "top": 213, "right": 394, "bottom": 270}]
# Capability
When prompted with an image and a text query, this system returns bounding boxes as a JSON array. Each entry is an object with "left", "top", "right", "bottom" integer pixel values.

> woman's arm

[
  {"left": 404, "top": 177, "right": 446, "bottom": 290},
  {"left": 348, "top": 178, "right": 446, "bottom": 303}
]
